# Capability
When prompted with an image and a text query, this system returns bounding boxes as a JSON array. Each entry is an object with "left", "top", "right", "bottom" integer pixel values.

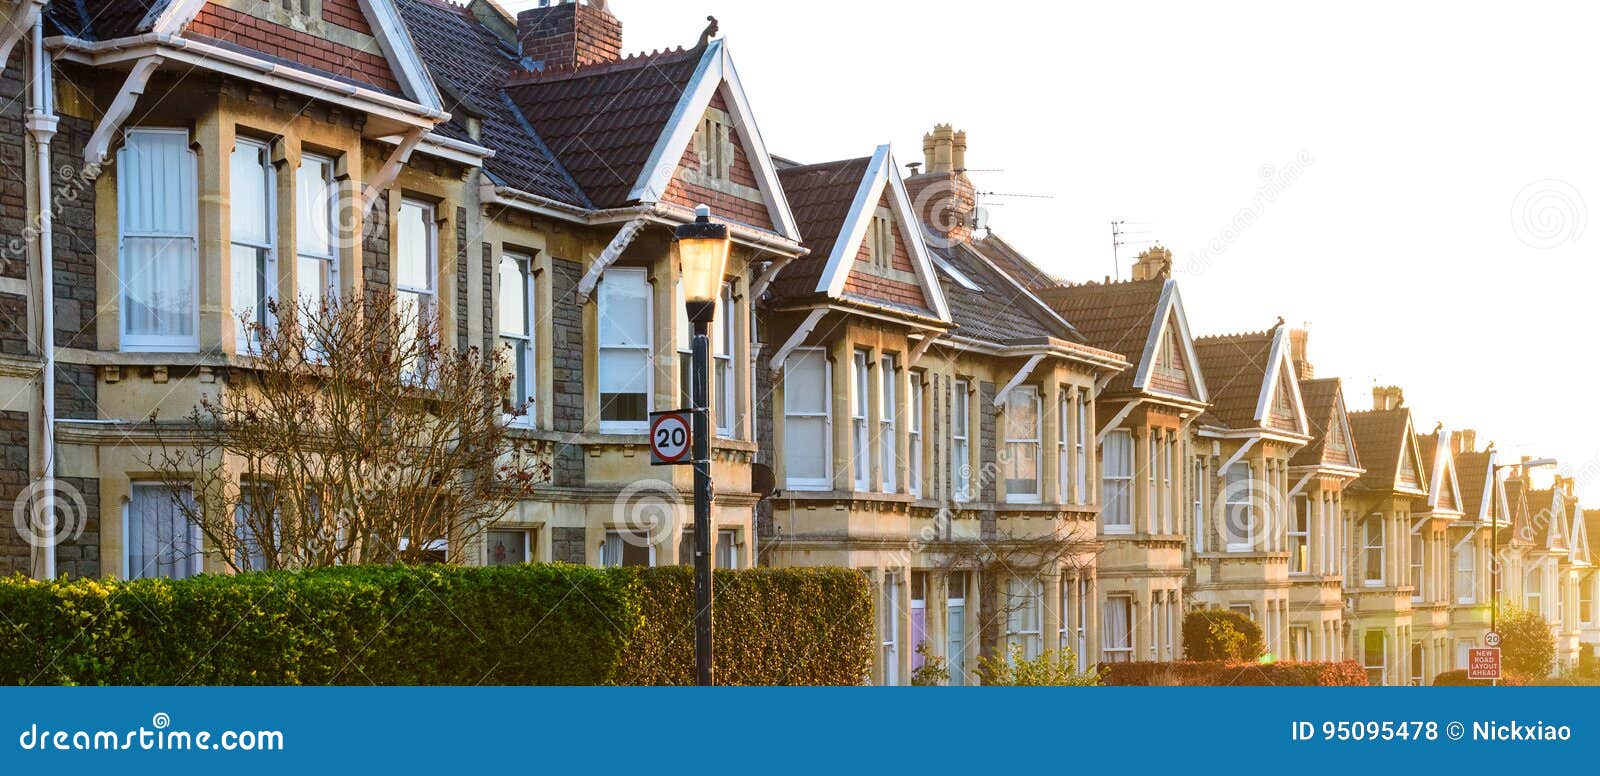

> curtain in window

[
  {"left": 1102, "top": 431, "right": 1132, "bottom": 527},
  {"left": 1004, "top": 388, "right": 1040, "bottom": 499},
  {"left": 120, "top": 131, "right": 198, "bottom": 348},
  {"left": 128, "top": 485, "right": 198, "bottom": 579},
  {"left": 1102, "top": 596, "right": 1132, "bottom": 662}
]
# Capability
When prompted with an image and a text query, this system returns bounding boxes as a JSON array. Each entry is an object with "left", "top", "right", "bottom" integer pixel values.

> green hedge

[
  {"left": 0, "top": 564, "right": 871, "bottom": 686},
  {"left": 615, "top": 566, "right": 873, "bottom": 686},
  {"left": 1431, "top": 669, "right": 1526, "bottom": 686},
  {"left": 1102, "top": 660, "right": 1368, "bottom": 686}
]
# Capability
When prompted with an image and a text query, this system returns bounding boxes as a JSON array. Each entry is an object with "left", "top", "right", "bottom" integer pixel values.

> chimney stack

[
  {"left": 908, "top": 123, "right": 976, "bottom": 245},
  {"left": 1450, "top": 429, "right": 1477, "bottom": 454},
  {"left": 1371, "top": 385, "right": 1403, "bottom": 411},
  {"left": 1129, "top": 245, "right": 1173, "bottom": 282},
  {"left": 518, "top": 0, "right": 622, "bottom": 71},
  {"left": 1288, "top": 328, "right": 1313, "bottom": 380}
]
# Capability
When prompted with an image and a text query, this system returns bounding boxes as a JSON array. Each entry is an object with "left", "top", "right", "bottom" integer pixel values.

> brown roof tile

[
  {"left": 1036, "top": 278, "right": 1165, "bottom": 395},
  {"left": 1347, "top": 408, "right": 1416, "bottom": 493},
  {"left": 767, "top": 157, "right": 871, "bottom": 305},
  {"left": 1290, "top": 377, "right": 1354, "bottom": 468},
  {"left": 971, "top": 233, "right": 1058, "bottom": 293},
  {"left": 1192, "top": 330, "right": 1277, "bottom": 429},
  {"left": 1455, "top": 450, "right": 1494, "bottom": 520},
  {"left": 505, "top": 45, "right": 706, "bottom": 208}
]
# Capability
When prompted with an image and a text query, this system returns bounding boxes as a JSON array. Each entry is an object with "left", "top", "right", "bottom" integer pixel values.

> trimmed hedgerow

[
  {"left": 1102, "top": 660, "right": 1368, "bottom": 686},
  {"left": 1432, "top": 669, "right": 1527, "bottom": 686},
  {"left": 614, "top": 565, "right": 874, "bottom": 686},
  {"left": 0, "top": 563, "right": 872, "bottom": 686}
]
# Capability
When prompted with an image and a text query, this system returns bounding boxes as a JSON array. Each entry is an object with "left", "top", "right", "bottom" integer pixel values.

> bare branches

[{"left": 150, "top": 292, "right": 543, "bottom": 572}]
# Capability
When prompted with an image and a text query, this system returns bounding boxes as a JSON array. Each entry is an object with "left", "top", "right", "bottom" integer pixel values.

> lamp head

[{"left": 674, "top": 205, "right": 731, "bottom": 323}]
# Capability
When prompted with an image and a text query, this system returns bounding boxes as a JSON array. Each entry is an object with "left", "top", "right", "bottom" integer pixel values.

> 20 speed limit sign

[{"left": 648, "top": 409, "right": 693, "bottom": 466}]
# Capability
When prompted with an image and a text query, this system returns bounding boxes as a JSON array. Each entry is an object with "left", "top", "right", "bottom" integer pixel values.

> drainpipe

[{"left": 26, "top": 17, "right": 58, "bottom": 580}]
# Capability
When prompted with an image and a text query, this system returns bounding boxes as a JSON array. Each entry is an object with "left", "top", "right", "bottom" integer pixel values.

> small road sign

[
  {"left": 1467, "top": 647, "right": 1501, "bottom": 681},
  {"left": 1484, "top": 631, "right": 1502, "bottom": 647},
  {"left": 648, "top": 409, "right": 692, "bottom": 466}
]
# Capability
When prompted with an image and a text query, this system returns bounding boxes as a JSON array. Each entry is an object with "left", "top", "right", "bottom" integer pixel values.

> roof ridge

[
  {"left": 1195, "top": 327, "right": 1276, "bottom": 342},
  {"left": 506, "top": 44, "right": 700, "bottom": 85}
]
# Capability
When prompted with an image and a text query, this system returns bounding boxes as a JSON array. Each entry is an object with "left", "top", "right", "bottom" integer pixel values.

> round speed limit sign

[
  {"left": 1484, "top": 631, "right": 1501, "bottom": 647},
  {"left": 648, "top": 410, "right": 692, "bottom": 465}
]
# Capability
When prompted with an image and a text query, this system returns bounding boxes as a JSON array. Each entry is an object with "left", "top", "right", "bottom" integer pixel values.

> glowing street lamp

[{"left": 673, "top": 204, "right": 730, "bottom": 687}]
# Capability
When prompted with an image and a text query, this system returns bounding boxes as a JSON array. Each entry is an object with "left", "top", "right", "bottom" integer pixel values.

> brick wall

[
  {"left": 549, "top": 257, "right": 585, "bottom": 487},
  {"left": 552, "top": 526, "right": 586, "bottom": 564},
  {"left": 188, "top": 4, "right": 401, "bottom": 93},
  {"left": 0, "top": 411, "right": 27, "bottom": 575}
]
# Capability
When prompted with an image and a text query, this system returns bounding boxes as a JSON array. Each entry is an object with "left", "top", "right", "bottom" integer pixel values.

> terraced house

[
  {"left": 0, "top": 0, "right": 808, "bottom": 578},
  {"left": 759, "top": 131, "right": 1126, "bottom": 684},
  {"left": 1187, "top": 324, "right": 1313, "bottom": 661},
  {"left": 1037, "top": 247, "right": 1209, "bottom": 664}
]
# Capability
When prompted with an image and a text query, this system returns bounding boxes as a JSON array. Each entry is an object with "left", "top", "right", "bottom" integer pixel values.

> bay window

[
  {"left": 879, "top": 354, "right": 897, "bottom": 494},
  {"left": 1410, "top": 534, "right": 1424, "bottom": 601},
  {"left": 598, "top": 267, "right": 651, "bottom": 432},
  {"left": 497, "top": 253, "right": 536, "bottom": 420},
  {"left": 1288, "top": 494, "right": 1309, "bottom": 574},
  {"left": 1102, "top": 430, "right": 1133, "bottom": 531},
  {"left": 952, "top": 379, "right": 971, "bottom": 501},
  {"left": 126, "top": 483, "right": 201, "bottom": 580},
  {"left": 119, "top": 129, "right": 198, "bottom": 351},
  {"left": 1057, "top": 392, "right": 1069, "bottom": 504},
  {"left": 1525, "top": 566, "right": 1543, "bottom": 614},
  {"left": 1003, "top": 386, "right": 1041, "bottom": 503},
  {"left": 852, "top": 351, "right": 870, "bottom": 490},
  {"left": 1075, "top": 396, "right": 1089, "bottom": 503},
  {"left": 782, "top": 348, "right": 831, "bottom": 490},
  {"left": 1364, "top": 630, "right": 1386, "bottom": 685},
  {"left": 395, "top": 199, "right": 437, "bottom": 380},
  {"left": 229, "top": 137, "right": 274, "bottom": 353}
]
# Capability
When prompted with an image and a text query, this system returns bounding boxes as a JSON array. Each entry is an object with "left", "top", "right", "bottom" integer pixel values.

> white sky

[{"left": 508, "top": 1, "right": 1599, "bottom": 502}]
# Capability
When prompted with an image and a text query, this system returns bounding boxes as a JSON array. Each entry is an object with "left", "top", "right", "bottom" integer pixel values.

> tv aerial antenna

[{"left": 1110, "top": 220, "right": 1156, "bottom": 280}]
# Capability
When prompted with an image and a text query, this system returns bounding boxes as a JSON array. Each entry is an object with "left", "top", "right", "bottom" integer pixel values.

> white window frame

[
  {"left": 1363, "top": 629, "right": 1387, "bottom": 686},
  {"left": 396, "top": 198, "right": 438, "bottom": 382},
  {"left": 952, "top": 379, "right": 971, "bottom": 502},
  {"left": 1525, "top": 566, "right": 1543, "bottom": 615},
  {"left": 1192, "top": 457, "right": 1207, "bottom": 552},
  {"left": 781, "top": 348, "right": 833, "bottom": 491},
  {"left": 1288, "top": 493, "right": 1310, "bottom": 575},
  {"left": 295, "top": 152, "right": 339, "bottom": 322},
  {"left": 715, "top": 528, "right": 738, "bottom": 569},
  {"left": 947, "top": 574, "right": 967, "bottom": 685},
  {"left": 229, "top": 136, "right": 276, "bottom": 354},
  {"left": 715, "top": 282, "right": 735, "bottom": 438},
  {"left": 908, "top": 375, "right": 923, "bottom": 499},
  {"left": 485, "top": 528, "right": 533, "bottom": 566},
  {"left": 1224, "top": 462, "right": 1254, "bottom": 552},
  {"left": 1102, "top": 429, "right": 1133, "bottom": 532},
  {"left": 1363, "top": 515, "right": 1386, "bottom": 586},
  {"left": 1454, "top": 541, "right": 1476, "bottom": 605},
  {"left": 498, "top": 252, "right": 537, "bottom": 426},
  {"left": 1102, "top": 594, "right": 1134, "bottom": 663},
  {"left": 1147, "top": 434, "right": 1158, "bottom": 530},
  {"left": 1006, "top": 577, "right": 1043, "bottom": 661},
  {"left": 601, "top": 529, "right": 657, "bottom": 568},
  {"left": 1075, "top": 396, "right": 1090, "bottom": 504},
  {"left": 1162, "top": 434, "right": 1174, "bottom": 533},
  {"left": 879, "top": 354, "right": 897, "bottom": 494},
  {"left": 881, "top": 573, "right": 901, "bottom": 686},
  {"left": 853, "top": 351, "right": 870, "bottom": 491},
  {"left": 1003, "top": 386, "right": 1042, "bottom": 504},
  {"left": 123, "top": 482, "right": 203, "bottom": 580},
  {"left": 1057, "top": 392, "right": 1069, "bottom": 505},
  {"left": 119, "top": 128, "right": 200, "bottom": 352},
  {"left": 1289, "top": 625, "right": 1310, "bottom": 661},
  {"left": 598, "top": 267, "right": 653, "bottom": 434},
  {"left": 1410, "top": 533, "right": 1424, "bottom": 602}
]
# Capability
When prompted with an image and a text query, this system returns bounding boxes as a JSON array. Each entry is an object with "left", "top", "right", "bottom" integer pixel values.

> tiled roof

[
  {"left": 45, "top": 0, "right": 163, "bottom": 40},
  {"left": 1455, "top": 450, "right": 1494, "bottom": 520},
  {"left": 971, "top": 233, "right": 1058, "bottom": 293},
  {"left": 933, "top": 242, "right": 1068, "bottom": 344},
  {"left": 1192, "top": 330, "right": 1276, "bottom": 429},
  {"left": 1290, "top": 377, "right": 1347, "bottom": 467},
  {"left": 1584, "top": 509, "right": 1600, "bottom": 561},
  {"left": 1347, "top": 408, "right": 1413, "bottom": 493},
  {"left": 1503, "top": 478, "right": 1531, "bottom": 545},
  {"left": 398, "top": 0, "right": 589, "bottom": 206},
  {"left": 505, "top": 45, "right": 706, "bottom": 208},
  {"left": 1036, "top": 278, "right": 1164, "bottom": 395},
  {"left": 1526, "top": 488, "right": 1559, "bottom": 547},
  {"left": 769, "top": 157, "right": 871, "bottom": 305}
]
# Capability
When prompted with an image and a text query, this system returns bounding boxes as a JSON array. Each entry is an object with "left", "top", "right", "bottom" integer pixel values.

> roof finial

[{"left": 698, "top": 16, "right": 719, "bottom": 48}]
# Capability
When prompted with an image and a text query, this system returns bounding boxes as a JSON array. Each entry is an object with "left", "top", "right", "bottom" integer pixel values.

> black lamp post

[{"left": 674, "top": 204, "right": 730, "bottom": 687}]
